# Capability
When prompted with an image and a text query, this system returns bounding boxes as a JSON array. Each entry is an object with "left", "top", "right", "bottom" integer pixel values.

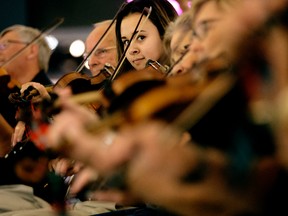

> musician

[
  {"left": 0, "top": 26, "right": 54, "bottom": 199},
  {"left": 0, "top": 25, "right": 52, "bottom": 128},
  {"left": 0, "top": 24, "right": 54, "bottom": 188},
  {"left": 163, "top": 10, "right": 197, "bottom": 76},
  {"left": 113, "top": 0, "right": 178, "bottom": 78},
  {"left": 0, "top": 25, "right": 60, "bottom": 210},
  {"left": 84, "top": 20, "right": 118, "bottom": 77},
  {"left": 47, "top": 20, "right": 119, "bottom": 189}
]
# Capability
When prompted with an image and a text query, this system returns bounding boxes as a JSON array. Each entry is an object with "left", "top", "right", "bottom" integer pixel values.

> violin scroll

[{"left": 146, "top": 59, "right": 169, "bottom": 75}]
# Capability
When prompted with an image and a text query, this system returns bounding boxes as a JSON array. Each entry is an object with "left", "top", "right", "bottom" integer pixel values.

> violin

[
  {"left": 106, "top": 62, "right": 165, "bottom": 97},
  {"left": 53, "top": 63, "right": 115, "bottom": 94}
]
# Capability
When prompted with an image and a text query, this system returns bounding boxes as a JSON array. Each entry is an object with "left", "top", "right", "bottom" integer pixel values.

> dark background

[{"left": 0, "top": 0, "right": 124, "bottom": 81}]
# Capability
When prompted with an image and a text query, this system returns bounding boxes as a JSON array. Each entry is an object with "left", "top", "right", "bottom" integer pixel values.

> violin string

[
  {"left": 1, "top": 17, "right": 64, "bottom": 68},
  {"left": 110, "top": 6, "right": 153, "bottom": 81},
  {"left": 75, "top": 2, "right": 128, "bottom": 73}
]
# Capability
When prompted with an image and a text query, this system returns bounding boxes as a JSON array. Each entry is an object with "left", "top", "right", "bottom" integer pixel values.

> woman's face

[{"left": 120, "top": 13, "right": 164, "bottom": 70}]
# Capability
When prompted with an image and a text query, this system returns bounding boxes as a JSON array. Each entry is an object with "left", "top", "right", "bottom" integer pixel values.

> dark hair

[{"left": 115, "top": 0, "right": 178, "bottom": 75}]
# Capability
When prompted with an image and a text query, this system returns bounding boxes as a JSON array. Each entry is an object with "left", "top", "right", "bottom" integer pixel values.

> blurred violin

[{"left": 106, "top": 61, "right": 165, "bottom": 96}]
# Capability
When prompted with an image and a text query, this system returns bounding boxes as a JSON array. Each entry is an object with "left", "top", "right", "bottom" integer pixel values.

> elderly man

[{"left": 84, "top": 20, "right": 118, "bottom": 77}]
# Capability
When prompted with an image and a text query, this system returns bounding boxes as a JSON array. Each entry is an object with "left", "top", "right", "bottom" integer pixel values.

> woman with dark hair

[{"left": 114, "top": 0, "right": 178, "bottom": 76}]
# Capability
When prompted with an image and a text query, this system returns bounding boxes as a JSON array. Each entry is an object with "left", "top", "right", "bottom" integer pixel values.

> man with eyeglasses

[
  {"left": 84, "top": 20, "right": 118, "bottom": 77},
  {"left": 0, "top": 25, "right": 52, "bottom": 128},
  {"left": 0, "top": 24, "right": 53, "bottom": 171}
]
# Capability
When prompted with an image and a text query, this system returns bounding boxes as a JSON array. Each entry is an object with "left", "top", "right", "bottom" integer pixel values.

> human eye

[
  {"left": 0, "top": 41, "right": 9, "bottom": 50},
  {"left": 122, "top": 39, "right": 130, "bottom": 47},
  {"left": 181, "top": 44, "right": 190, "bottom": 54},
  {"left": 193, "top": 21, "right": 209, "bottom": 40},
  {"left": 136, "top": 35, "right": 146, "bottom": 42},
  {"left": 202, "top": 21, "right": 211, "bottom": 32},
  {"left": 100, "top": 49, "right": 108, "bottom": 54},
  {"left": 93, "top": 48, "right": 106, "bottom": 58}
]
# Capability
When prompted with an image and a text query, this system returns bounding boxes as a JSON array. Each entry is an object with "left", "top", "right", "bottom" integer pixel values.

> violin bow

[
  {"left": 110, "top": 6, "right": 153, "bottom": 81},
  {"left": 1, "top": 17, "right": 64, "bottom": 68},
  {"left": 165, "top": 49, "right": 190, "bottom": 77},
  {"left": 75, "top": 2, "right": 128, "bottom": 73}
]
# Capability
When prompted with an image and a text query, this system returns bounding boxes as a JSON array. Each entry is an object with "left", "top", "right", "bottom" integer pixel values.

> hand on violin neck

[{"left": 20, "top": 82, "right": 51, "bottom": 103}]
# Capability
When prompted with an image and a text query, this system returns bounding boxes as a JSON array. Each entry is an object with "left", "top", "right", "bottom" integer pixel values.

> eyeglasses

[
  {"left": 0, "top": 40, "right": 30, "bottom": 51},
  {"left": 192, "top": 19, "right": 220, "bottom": 41},
  {"left": 83, "top": 46, "right": 116, "bottom": 59}
]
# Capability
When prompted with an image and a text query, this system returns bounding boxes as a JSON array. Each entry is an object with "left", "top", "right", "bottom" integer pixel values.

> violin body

[
  {"left": 53, "top": 72, "right": 105, "bottom": 94},
  {"left": 53, "top": 63, "right": 116, "bottom": 95}
]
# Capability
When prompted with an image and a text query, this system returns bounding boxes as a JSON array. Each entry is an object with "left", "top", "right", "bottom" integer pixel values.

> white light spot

[
  {"left": 69, "top": 39, "right": 85, "bottom": 57},
  {"left": 45, "top": 35, "right": 58, "bottom": 50}
]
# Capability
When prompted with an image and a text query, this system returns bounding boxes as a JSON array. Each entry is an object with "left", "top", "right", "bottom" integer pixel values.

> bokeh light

[{"left": 69, "top": 39, "right": 85, "bottom": 57}]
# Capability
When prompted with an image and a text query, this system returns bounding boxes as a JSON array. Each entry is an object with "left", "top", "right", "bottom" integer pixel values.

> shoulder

[{"left": 32, "top": 70, "right": 52, "bottom": 85}]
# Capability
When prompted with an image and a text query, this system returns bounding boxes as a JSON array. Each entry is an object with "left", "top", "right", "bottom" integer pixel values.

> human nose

[
  {"left": 88, "top": 55, "right": 101, "bottom": 66},
  {"left": 128, "top": 44, "right": 140, "bottom": 55},
  {"left": 170, "top": 63, "right": 185, "bottom": 76},
  {"left": 183, "top": 51, "right": 198, "bottom": 69},
  {"left": 189, "top": 39, "right": 203, "bottom": 54},
  {"left": 171, "top": 52, "right": 197, "bottom": 76}
]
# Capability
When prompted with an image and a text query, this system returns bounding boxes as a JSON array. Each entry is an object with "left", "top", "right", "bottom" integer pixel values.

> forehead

[
  {"left": 170, "top": 29, "right": 192, "bottom": 52},
  {"left": 87, "top": 25, "right": 109, "bottom": 41},
  {"left": 86, "top": 25, "right": 114, "bottom": 46},
  {"left": 194, "top": 1, "right": 224, "bottom": 24},
  {"left": 120, "top": 13, "right": 156, "bottom": 36},
  {"left": 0, "top": 30, "right": 20, "bottom": 40}
]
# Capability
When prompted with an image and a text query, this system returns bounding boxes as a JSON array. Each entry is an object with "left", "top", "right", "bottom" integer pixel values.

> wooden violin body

[{"left": 54, "top": 71, "right": 110, "bottom": 94}]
